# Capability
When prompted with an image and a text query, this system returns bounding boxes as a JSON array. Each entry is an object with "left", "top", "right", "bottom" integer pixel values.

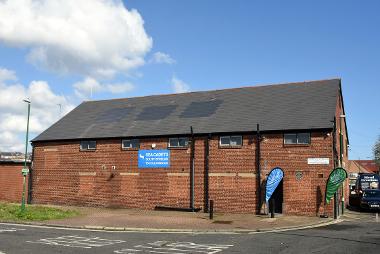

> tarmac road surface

[{"left": 0, "top": 212, "right": 379, "bottom": 254}]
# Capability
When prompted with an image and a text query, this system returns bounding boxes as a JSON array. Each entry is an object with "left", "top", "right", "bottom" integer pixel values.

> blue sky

[{"left": 0, "top": 0, "right": 379, "bottom": 159}]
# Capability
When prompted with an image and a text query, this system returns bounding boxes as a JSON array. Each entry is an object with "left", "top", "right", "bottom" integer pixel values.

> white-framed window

[
  {"left": 168, "top": 137, "right": 189, "bottom": 148},
  {"left": 284, "top": 133, "right": 310, "bottom": 145},
  {"left": 219, "top": 135, "right": 243, "bottom": 147},
  {"left": 122, "top": 139, "right": 139, "bottom": 149},
  {"left": 80, "top": 140, "right": 96, "bottom": 150}
]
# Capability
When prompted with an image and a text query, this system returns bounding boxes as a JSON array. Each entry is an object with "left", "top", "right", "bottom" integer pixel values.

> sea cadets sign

[{"left": 138, "top": 150, "right": 170, "bottom": 168}]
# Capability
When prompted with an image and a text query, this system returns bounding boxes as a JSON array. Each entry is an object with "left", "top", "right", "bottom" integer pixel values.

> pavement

[{"left": 4, "top": 205, "right": 336, "bottom": 233}]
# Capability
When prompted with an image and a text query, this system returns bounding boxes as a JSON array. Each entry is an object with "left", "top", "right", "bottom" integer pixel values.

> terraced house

[{"left": 30, "top": 78, "right": 349, "bottom": 217}]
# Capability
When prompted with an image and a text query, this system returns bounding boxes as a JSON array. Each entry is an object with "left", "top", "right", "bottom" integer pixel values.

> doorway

[{"left": 270, "top": 180, "right": 283, "bottom": 213}]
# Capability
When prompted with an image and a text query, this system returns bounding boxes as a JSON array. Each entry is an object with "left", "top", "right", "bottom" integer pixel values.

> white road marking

[
  {"left": 27, "top": 235, "right": 125, "bottom": 249},
  {"left": 0, "top": 227, "right": 26, "bottom": 233},
  {"left": 114, "top": 241, "right": 233, "bottom": 254}
]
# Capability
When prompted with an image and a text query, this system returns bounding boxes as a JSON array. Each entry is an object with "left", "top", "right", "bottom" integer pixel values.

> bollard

[
  {"left": 376, "top": 213, "right": 379, "bottom": 223},
  {"left": 270, "top": 198, "right": 275, "bottom": 218},
  {"left": 209, "top": 200, "right": 214, "bottom": 220}
]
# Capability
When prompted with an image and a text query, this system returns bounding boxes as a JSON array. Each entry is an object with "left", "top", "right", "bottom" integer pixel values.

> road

[{"left": 0, "top": 212, "right": 379, "bottom": 254}]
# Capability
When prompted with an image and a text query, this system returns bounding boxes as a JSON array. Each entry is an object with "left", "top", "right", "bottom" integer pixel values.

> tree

[{"left": 374, "top": 135, "right": 380, "bottom": 168}]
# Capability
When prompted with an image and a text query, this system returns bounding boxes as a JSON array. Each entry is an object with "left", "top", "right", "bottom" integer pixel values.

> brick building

[
  {"left": 30, "top": 79, "right": 349, "bottom": 217},
  {"left": 0, "top": 160, "right": 30, "bottom": 203}
]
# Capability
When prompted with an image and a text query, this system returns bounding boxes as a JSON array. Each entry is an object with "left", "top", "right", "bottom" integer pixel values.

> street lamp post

[{"left": 21, "top": 99, "right": 31, "bottom": 212}]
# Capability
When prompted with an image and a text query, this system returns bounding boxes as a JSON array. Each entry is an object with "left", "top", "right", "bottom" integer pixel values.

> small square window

[
  {"left": 168, "top": 137, "right": 189, "bottom": 148},
  {"left": 80, "top": 140, "right": 96, "bottom": 150},
  {"left": 220, "top": 136, "right": 231, "bottom": 146},
  {"left": 284, "top": 134, "right": 297, "bottom": 144},
  {"left": 178, "top": 137, "right": 189, "bottom": 147},
  {"left": 122, "top": 139, "right": 139, "bottom": 149},
  {"left": 169, "top": 138, "right": 179, "bottom": 147},
  {"left": 297, "top": 133, "right": 310, "bottom": 144},
  {"left": 219, "top": 136, "right": 243, "bottom": 147},
  {"left": 284, "top": 133, "right": 310, "bottom": 145},
  {"left": 230, "top": 136, "right": 242, "bottom": 146}
]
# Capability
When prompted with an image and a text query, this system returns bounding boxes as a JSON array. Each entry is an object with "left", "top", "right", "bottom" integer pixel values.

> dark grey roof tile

[{"left": 32, "top": 79, "right": 340, "bottom": 142}]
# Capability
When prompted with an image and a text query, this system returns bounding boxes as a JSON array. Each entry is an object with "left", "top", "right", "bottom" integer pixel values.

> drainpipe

[
  {"left": 256, "top": 123, "right": 262, "bottom": 214},
  {"left": 339, "top": 114, "right": 346, "bottom": 215},
  {"left": 190, "top": 126, "right": 195, "bottom": 211},
  {"left": 204, "top": 134, "right": 211, "bottom": 212},
  {"left": 332, "top": 117, "right": 338, "bottom": 219}
]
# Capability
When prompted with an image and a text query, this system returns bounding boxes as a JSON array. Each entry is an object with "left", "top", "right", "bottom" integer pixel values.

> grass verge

[{"left": 0, "top": 202, "right": 80, "bottom": 222}]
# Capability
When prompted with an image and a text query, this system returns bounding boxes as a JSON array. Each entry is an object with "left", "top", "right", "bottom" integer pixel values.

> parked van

[{"left": 349, "top": 173, "right": 380, "bottom": 207}]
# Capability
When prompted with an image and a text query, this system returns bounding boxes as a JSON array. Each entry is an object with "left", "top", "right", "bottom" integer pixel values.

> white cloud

[
  {"left": 171, "top": 76, "right": 190, "bottom": 93},
  {"left": 0, "top": 0, "right": 152, "bottom": 78},
  {"left": 0, "top": 67, "right": 75, "bottom": 152},
  {"left": 73, "top": 77, "right": 134, "bottom": 99},
  {"left": 0, "top": 67, "right": 17, "bottom": 82},
  {"left": 150, "top": 52, "right": 176, "bottom": 64},
  {"left": 106, "top": 82, "right": 134, "bottom": 94},
  {"left": 0, "top": 131, "right": 24, "bottom": 152}
]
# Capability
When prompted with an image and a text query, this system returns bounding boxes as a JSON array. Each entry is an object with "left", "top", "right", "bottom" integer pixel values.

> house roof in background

[
  {"left": 32, "top": 79, "right": 341, "bottom": 142},
  {"left": 347, "top": 160, "right": 371, "bottom": 173},
  {"left": 353, "top": 160, "right": 379, "bottom": 173}
]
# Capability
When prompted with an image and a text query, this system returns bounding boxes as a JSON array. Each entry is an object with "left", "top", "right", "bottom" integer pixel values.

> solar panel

[
  {"left": 95, "top": 107, "right": 133, "bottom": 123},
  {"left": 180, "top": 99, "right": 223, "bottom": 118},
  {"left": 136, "top": 105, "right": 177, "bottom": 120}
]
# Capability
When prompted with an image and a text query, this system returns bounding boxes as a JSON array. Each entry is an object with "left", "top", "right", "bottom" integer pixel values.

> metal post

[
  {"left": 21, "top": 100, "right": 30, "bottom": 212},
  {"left": 209, "top": 200, "right": 214, "bottom": 220},
  {"left": 334, "top": 193, "right": 338, "bottom": 219},
  {"left": 27, "top": 146, "right": 34, "bottom": 204}
]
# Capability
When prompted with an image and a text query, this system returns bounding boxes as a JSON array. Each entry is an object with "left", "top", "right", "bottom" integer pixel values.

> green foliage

[
  {"left": 374, "top": 136, "right": 380, "bottom": 167},
  {"left": 0, "top": 203, "right": 79, "bottom": 222}
]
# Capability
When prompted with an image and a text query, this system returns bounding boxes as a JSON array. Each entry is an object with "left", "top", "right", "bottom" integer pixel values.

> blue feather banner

[{"left": 265, "top": 167, "right": 284, "bottom": 202}]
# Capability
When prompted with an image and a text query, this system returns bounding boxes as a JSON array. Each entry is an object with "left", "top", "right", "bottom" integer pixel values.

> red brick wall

[
  {"left": 260, "top": 133, "right": 334, "bottom": 216},
  {"left": 32, "top": 139, "right": 196, "bottom": 209},
  {"left": 208, "top": 135, "right": 256, "bottom": 213},
  {"left": 0, "top": 162, "right": 29, "bottom": 203},
  {"left": 32, "top": 130, "right": 337, "bottom": 217}
]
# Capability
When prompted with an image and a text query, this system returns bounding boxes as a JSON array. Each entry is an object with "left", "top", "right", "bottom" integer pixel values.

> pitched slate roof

[{"left": 32, "top": 79, "right": 341, "bottom": 142}]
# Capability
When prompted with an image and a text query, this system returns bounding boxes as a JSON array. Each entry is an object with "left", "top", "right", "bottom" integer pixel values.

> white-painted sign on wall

[{"left": 307, "top": 158, "right": 330, "bottom": 165}]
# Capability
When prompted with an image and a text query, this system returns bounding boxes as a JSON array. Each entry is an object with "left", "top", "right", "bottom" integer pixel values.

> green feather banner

[{"left": 325, "top": 167, "right": 347, "bottom": 204}]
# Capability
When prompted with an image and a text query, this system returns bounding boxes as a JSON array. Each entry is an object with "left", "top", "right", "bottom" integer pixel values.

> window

[
  {"left": 168, "top": 137, "right": 189, "bottom": 148},
  {"left": 284, "top": 133, "right": 310, "bottom": 145},
  {"left": 80, "top": 140, "right": 96, "bottom": 150},
  {"left": 122, "top": 139, "right": 139, "bottom": 149},
  {"left": 219, "top": 136, "right": 243, "bottom": 147}
]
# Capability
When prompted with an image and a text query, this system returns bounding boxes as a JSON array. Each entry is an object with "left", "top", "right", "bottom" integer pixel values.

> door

[{"left": 270, "top": 180, "right": 283, "bottom": 213}]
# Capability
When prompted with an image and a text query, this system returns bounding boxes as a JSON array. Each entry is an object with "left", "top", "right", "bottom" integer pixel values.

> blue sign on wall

[{"left": 138, "top": 150, "right": 170, "bottom": 168}]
